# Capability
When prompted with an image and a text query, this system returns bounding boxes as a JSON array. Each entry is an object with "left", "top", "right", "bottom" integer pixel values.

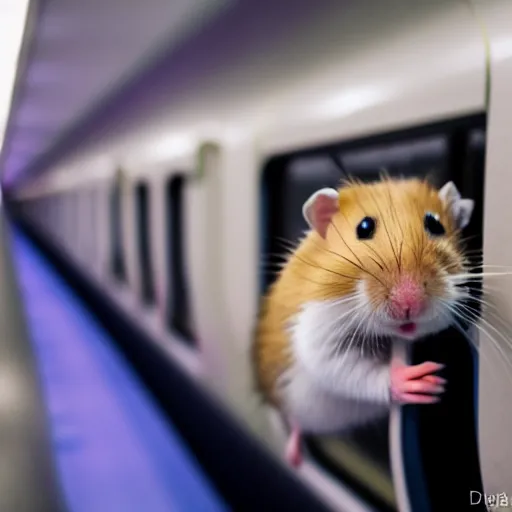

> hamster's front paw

[{"left": 390, "top": 361, "right": 446, "bottom": 405}]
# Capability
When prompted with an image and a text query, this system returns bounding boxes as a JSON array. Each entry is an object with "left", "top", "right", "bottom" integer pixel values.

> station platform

[{"left": 10, "top": 227, "right": 227, "bottom": 512}]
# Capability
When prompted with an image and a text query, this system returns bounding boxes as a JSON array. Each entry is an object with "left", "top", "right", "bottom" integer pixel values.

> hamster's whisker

[
  {"left": 261, "top": 250, "right": 294, "bottom": 261},
  {"left": 361, "top": 309, "right": 387, "bottom": 357},
  {"left": 459, "top": 298, "right": 512, "bottom": 345},
  {"left": 329, "top": 220, "right": 367, "bottom": 269},
  {"left": 260, "top": 269, "right": 283, "bottom": 278},
  {"left": 448, "top": 311, "right": 478, "bottom": 351},
  {"left": 353, "top": 301, "right": 381, "bottom": 357},
  {"left": 326, "top": 293, "right": 364, "bottom": 306},
  {"left": 450, "top": 300, "right": 512, "bottom": 363},
  {"left": 462, "top": 251, "right": 484, "bottom": 260},
  {"left": 344, "top": 315, "right": 365, "bottom": 358},
  {"left": 455, "top": 295, "right": 511, "bottom": 330},
  {"left": 451, "top": 304, "right": 512, "bottom": 383},
  {"left": 259, "top": 257, "right": 287, "bottom": 267},
  {"left": 367, "top": 255, "right": 385, "bottom": 271},
  {"left": 323, "top": 304, "right": 363, "bottom": 327},
  {"left": 290, "top": 269, "right": 345, "bottom": 287},
  {"left": 333, "top": 318, "right": 361, "bottom": 358},
  {"left": 464, "top": 295, "right": 504, "bottom": 314},
  {"left": 259, "top": 261, "right": 289, "bottom": 273},
  {"left": 306, "top": 232, "right": 386, "bottom": 287},
  {"left": 452, "top": 272, "right": 512, "bottom": 280},
  {"left": 384, "top": 180, "right": 405, "bottom": 269},
  {"left": 329, "top": 306, "right": 365, "bottom": 358},
  {"left": 311, "top": 238, "right": 387, "bottom": 287},
  {"left": 361, "top": 241, "right": 390, "bottom": 271},
  {"left": 464, "top": 256, "right": 484, "bottom": 265},
  {"left": 449, "top": 314, "right": 508, "bottom": 391},
  {"left": 321, "top": 298, "right": 364, "bottom": 330},
  {"left": 462, "top": 287, "right": 498, "bottom": 300},
  {"left": 456, "top": 233, "right": 481, "bottom": 246},
  {"left": 344, "top": 183, "right": 395, "bottom": 274},
  {"left": 274, "top": 236, "right": 302, "bottom": 252},
  {"left": 259, "top": 256, "right": 294, "bottom": 273},
  {"left": 292, "top": 253, "right": 358, "bottom": 281},
  {"left": 402, "top": 234, "right": 421, "bottom": 266},
  {"left": 411, "top": 194, "right": 428, "bottom": 262},
  {"left": 366, "top": 186, "right": 401, "bottom": 271},
  {"left": 479, "top": 309, "right": 512, "bottom": 344},
  {"left": 441, "top": 261, "right": 464, "bottom": 274},
  {"left": 467, "top": 264, "right": 512, "bottom": 271}
]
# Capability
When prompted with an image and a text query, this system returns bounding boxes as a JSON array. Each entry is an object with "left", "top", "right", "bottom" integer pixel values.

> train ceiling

[
  {"left": 0, "top": 0, "right": 229, "bottom": 187},
  {"left": 0, "top": 0, "right": 481, "bottom": 191}
]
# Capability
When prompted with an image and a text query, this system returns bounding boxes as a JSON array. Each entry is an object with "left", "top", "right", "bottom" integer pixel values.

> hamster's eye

[
  {"left": 356, "top": 217, "right": 376, "bottom": 240},
  {"left": 424, "top": 212, "right": 445, "bottom": 236}
]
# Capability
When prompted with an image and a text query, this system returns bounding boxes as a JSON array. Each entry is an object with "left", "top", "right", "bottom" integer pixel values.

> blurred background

[{"left": 0, "top": 1, "right": 511, "bottom": 511}]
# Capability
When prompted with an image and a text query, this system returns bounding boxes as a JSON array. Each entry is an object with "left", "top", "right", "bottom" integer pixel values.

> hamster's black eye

[
  {"left": 356, "top": 217, "right": 376, "bottom": 240},
  {"left": 424, "top": 212, "right": 445, "bottom": 236}
]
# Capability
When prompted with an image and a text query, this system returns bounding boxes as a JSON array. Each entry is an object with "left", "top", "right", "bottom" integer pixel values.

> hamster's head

[{"left": 302, "top": 178, "right": 475, "bottom": 341}]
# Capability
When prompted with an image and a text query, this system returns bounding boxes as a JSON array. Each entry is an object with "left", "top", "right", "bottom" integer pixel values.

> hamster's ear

[
  {"left": 438, "top": 181, "right": 475, "bottom": 230},
  {"left": 302, "top": 188, "right": 339, "bottom": 238}
]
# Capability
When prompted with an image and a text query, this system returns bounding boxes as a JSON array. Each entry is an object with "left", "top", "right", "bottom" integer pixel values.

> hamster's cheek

[{"left": 356, "top": 278, "right": 386, "bottom": 311}]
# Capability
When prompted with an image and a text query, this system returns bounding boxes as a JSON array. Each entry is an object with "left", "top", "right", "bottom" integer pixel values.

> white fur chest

[{"left": 276, "top": 299, "right": 392, "bottom": 434}]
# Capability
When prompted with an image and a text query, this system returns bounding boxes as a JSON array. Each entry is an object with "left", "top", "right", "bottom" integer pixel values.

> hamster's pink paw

[{"left": 390, "top": 361, "right": 446, "bottom": 405}]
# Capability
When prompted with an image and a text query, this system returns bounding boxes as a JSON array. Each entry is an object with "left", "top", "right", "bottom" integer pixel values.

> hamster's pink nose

[{"left": 388, "top": 276, "right": 426, "bottom": 321}]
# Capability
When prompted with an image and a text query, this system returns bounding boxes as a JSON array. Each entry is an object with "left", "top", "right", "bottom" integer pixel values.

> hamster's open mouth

[{"left": 398, "top": 322, "right": 417, "bottom": 335}]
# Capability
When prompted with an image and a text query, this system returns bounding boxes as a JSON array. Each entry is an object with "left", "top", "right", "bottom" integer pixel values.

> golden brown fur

[{"left": 252, "top": 177, "right": 468, "bottom": 406}]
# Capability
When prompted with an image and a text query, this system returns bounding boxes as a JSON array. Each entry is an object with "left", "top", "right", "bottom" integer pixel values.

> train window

[
  {"left": 89, "top": 187, "right": 98, "bottom": 263},
  {"left": 260, "top": 115, "right": 486, "bottom": 511},
  {"left": 76, "top": 191, "right": 86, "bottom": 260},
  {"left": 134, "top": 182, "right": 156, "bottom": 306},
  {"left": 165, "top": 175, "right": 195, "bottom": 345},
  {"left": 69, "top": 191, "right": 78, "bottom": 253},
  {"left": 55, "top": 193, "right": 63, "bottom": 240},
  {"left": 110, "top": 177, "right": 127, "bottom": 282},
  {"left": 66, "top": 193, "right": 74, "bottom": 250}
]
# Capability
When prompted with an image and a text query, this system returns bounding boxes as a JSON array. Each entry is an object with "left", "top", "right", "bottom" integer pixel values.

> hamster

[{"left": 252, "top": 177, "right": 475, "bottom": 467}]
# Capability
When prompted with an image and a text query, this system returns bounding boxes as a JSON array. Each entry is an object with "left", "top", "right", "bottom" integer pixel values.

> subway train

[{"left": 2, "top": 0, "right": 512, "bottom": 510}]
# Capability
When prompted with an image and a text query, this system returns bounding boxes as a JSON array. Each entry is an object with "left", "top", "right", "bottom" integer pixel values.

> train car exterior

[{"left": 3, "top": 1, "right": 512, "bottom": 510}]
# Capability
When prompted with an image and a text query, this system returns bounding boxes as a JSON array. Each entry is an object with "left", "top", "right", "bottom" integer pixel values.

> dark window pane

[
  {"left": 165, "top": 176, "right": 195, "bottom": 345},
  {"left": 135, "top": 182, "right": 156, "bottom": 305},
  {"left": 110, "top": 179, "right": 126, "bottom": 282}
]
